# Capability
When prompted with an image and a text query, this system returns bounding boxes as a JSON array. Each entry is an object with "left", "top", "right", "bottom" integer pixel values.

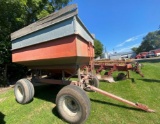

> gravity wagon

[{"left": 11, "top": 4, "right": 154, "bottom": 124}]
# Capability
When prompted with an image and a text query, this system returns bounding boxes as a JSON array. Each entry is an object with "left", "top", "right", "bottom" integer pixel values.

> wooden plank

[
  {"left": 36, "top": 4, "right": 77, "bottom": 26},
  {"left": 11, "top": 4, "right": 77, "bottom": 41},
  {"left": 35, "top": 10, "right": 77, "bottom": 33}
]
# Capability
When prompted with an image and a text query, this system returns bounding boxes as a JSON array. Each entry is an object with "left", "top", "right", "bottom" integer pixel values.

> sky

[{"left": 70, "top": 0, "right": 160, "bottom": 54}]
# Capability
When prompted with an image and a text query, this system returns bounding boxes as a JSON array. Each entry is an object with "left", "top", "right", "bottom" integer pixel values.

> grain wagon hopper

[{"left": 11, "top": 4, "right": 154, "bottom": 124}]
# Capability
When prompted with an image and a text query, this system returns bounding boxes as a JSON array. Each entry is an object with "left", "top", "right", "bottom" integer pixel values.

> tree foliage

[
  {"left": 94, "top": 39, "right": 103, "bottom": 58},
  {"left": 131, "top": 47, "right": 138, "bottom": 53},
  {"left": 135, "top": 30, "right": 160, "bottom": 53},
  {"left": 0, "top": 0, "right": 71, "bottom": 86}
]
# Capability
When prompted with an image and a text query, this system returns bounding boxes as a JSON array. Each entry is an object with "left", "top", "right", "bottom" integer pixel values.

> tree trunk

[{"left": 3, "top": 64, "right": 9, "bottom": 87}]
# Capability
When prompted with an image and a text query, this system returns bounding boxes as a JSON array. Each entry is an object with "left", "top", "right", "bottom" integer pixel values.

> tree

[
  {"left": 0, "top": 0, "right": 71, "bottom": 86},
  {"left": 16, "top": 0, "right": 72, "bottom": 26},
  {"left": 131, "top": 47, "right": 138, "bottom": 54},
  {"left": 133, "top": 30, "right": 160, "bottom": 53},
  {"left": 0, "top": 0, "right": 21, "bottom": 85},
  {"left": 94, "top": 39, "right": 103, "bottom": 58}
]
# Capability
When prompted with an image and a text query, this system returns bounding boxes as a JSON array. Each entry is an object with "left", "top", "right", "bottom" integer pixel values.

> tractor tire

[
  {"left": 85, "top": 75, "right": 99, "bottom": 92},
  {"left": 56, "top": 85, "right": 90, "bottom": 124},
  {"left": 14, "top": 79, "right": 35, "bottom": 104}
]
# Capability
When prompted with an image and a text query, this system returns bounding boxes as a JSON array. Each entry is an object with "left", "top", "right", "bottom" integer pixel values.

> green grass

[{"left": 1, "top": 61, "right": 160, "bottom": 124}]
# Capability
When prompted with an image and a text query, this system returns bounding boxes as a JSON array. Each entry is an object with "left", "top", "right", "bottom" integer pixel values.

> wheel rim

[
  {"left": 16, "top": 85, "right": 24, "bottom": 101},
  {"left": 62, "top": 96, "right": 81, "bottom": 117}
]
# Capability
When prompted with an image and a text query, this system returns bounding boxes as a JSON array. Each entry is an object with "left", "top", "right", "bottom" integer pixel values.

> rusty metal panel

[
  {"left": 12, "top": 35, "right": 77, "bottom": 63},
  {"left": 12, "top": 35, "right": 93, "bottom": 67},
  {"left": 76, "top": 36, "right": 89, "bottom": 57}
]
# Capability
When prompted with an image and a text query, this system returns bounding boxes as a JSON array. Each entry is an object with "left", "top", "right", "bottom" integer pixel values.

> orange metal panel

[
  {"left": 76, "top": 35, "right": 94, "bottom": 57},
  {"left": 12, "top": 35, "right": 94, "bottom": 69},
  {"left": 12, "top": 35, "right": 77, "bottom": 62}
]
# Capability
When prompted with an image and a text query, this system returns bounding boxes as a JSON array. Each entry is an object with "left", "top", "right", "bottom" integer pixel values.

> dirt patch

[
  {"left": 0, "top": 85, "right": 14, "bottom": 94},
  {"left": 0, "top": 97, "right": 7, "bottom": 103}
]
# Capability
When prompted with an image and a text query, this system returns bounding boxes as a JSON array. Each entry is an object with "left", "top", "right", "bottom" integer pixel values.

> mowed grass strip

[{"left": 0, "top": 61, "right": 160, "bottom": 124}]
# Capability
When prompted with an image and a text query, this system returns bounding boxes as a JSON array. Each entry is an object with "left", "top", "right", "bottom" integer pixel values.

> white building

[{"left": 109, "top": 51, "right": 136, "bottom": 60}]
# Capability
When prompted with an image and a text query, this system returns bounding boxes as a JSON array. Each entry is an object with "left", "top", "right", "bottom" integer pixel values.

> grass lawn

[{"left": 0, "top": 61, "right": 160, "bottom": 124}]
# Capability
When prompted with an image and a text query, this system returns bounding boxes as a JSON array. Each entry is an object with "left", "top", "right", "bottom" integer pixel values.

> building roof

[{"left": 110, "top": 51, "right": 135, "bottom": 56}]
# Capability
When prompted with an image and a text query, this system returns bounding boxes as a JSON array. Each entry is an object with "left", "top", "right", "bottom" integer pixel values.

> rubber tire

[
  {"left": 85, "top": 75, "right": 99, "bottom": 92},
  {"left": 56, "top": 85, "right": 90, "bottom": 124},
  {"left": 14, "top": 79, "right": 35, "bottom": 104}
]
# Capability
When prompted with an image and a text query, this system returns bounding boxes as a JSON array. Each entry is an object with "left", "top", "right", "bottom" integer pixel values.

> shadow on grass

[
  {"left": 137, "top": 58, "right": 160, "bottom": 63},
  {"left": 114, "top": 78, "right": 135, "bottom": 83},
  {"left": 137, "top": 78, "right": 160, "bottom": 83},
  {"left": 34, "top": 85, "right": 63, "bottom": 103},
  {"left": 90, "top": 98, "right": 145, "bottom": 112},
  {"left": 52, "top": 106, "right": 62, "bottom": 120},
  {"left": 33, "top": 85, "right": 64, "bottom": 119},
  {"left": 0, "top": 112, "right": 6, "bottom": 124}
]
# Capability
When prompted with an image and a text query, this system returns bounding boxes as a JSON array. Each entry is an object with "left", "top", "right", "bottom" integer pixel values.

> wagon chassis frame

[
  {"left": 28, "top": 64, "right": 154, "bottom": 113},
  {"left": 30, "top": 65, "right": 94, "bottom": 88}
]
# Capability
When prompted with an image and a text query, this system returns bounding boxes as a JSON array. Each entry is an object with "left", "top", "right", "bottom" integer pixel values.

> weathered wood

[
  {"left": 37, "top": 4, "right": 77, "bottom": 26},
  {"left": 11, "top": 4, "right": 78, "bottom": 41},
  {"left": 35, "top": 10, "right": 78, "bottom": 33}
]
